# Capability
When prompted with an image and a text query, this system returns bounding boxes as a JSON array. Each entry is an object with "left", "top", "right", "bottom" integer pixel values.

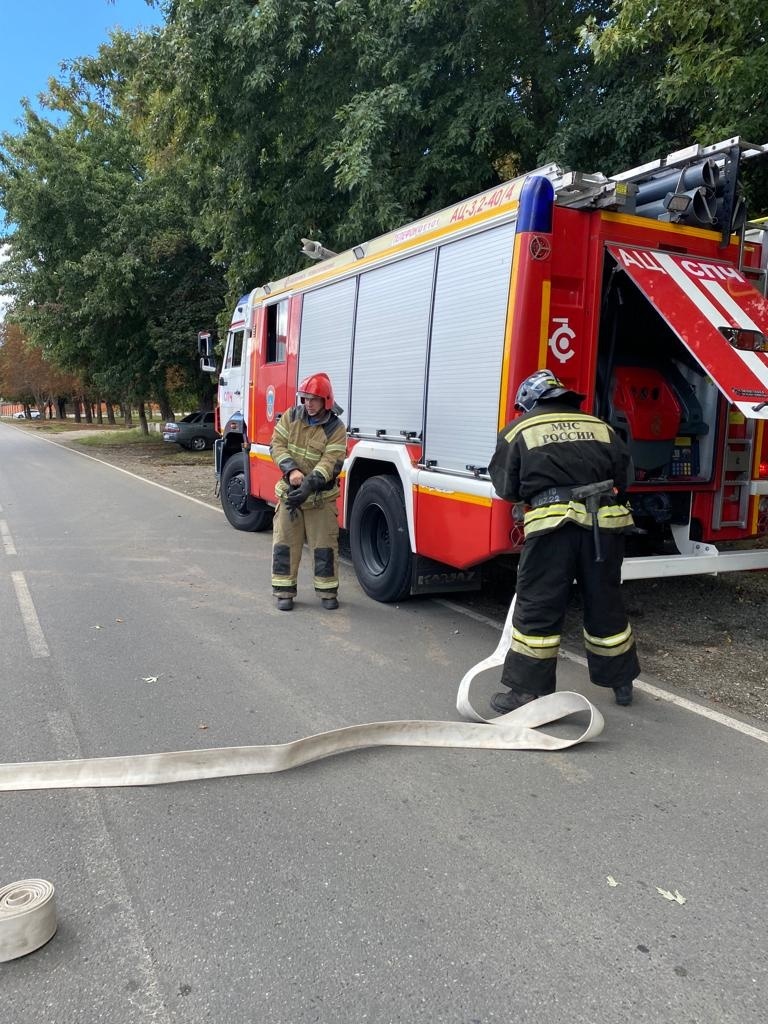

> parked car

[
  {"left": 13, "top": 409, "right": 41, "bottom": 419},
  {"left": 162, "top": 411, "right": 219, "bottom": 451}
]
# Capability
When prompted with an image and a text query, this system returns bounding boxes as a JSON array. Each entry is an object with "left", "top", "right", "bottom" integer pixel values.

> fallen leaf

[
  {"left": 606, "top": 876, "right": 619, "bottom": 887},
  {"left": 93, "top": 625, "right": 103, "bottom": 630},
  {"left": 198, "top": 723, "right": 209, "bottom": 730},
  {"left": 115, "top": 618, "right": 124, "bottom": 623},
  {"left": 656, "top": 886, "right": 686, "bottom": 905},
  {"left": 142, "top": 675, "right": 159, "bottom": 684}
]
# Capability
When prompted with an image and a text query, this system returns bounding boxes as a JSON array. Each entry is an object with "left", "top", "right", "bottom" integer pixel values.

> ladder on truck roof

[
  {"left": 610, "top": 136, "right": 768, "bottom": 185},
  {"left": 610, "top": 136, "right": 768, "bottom": 249}
]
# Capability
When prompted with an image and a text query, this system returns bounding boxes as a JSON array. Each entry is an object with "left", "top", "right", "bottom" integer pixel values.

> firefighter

[
  {"left": 270, "top": 373, "right": 347, "bottom": 611},
  {"left": 488, "top": 369, "right": 640, "bottom": 711}
]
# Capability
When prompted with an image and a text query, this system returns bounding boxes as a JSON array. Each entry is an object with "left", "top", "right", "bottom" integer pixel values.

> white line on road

[
  {"left": 435, "top": 598, "right": 768, "bottom": 746},
  {"left": 32, "top": 435, "right": 224, "bottom": 512},
  {"left": 11, "top": 571, "right": 50, "bottom": 658},
  {"left": 46, "top": 710, "right": 172, "bottom": 1023},
  {"left": 1, "top": 519, "right": 17, "bottom": 555},
  {"left": 26, "top": 431, "right": 768, "bottom": 745}
]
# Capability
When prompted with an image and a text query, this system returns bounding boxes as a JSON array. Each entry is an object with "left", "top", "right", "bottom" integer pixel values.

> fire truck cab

[{"left": 202, "top": 136, "right": 768, "bottom": 602}]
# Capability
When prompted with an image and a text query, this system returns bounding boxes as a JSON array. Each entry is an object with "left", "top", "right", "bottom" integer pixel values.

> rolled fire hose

[
  {"left": 0, "top": 879, "right": 57, "bottom": 963},
  {"left": 0, "top": 595, "right": 602, "bottom": 958}
]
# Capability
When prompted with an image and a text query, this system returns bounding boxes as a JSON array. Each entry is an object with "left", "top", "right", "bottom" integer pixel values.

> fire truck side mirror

[{"left": 198, "top": 332, "right": 217, "bottom": 374}]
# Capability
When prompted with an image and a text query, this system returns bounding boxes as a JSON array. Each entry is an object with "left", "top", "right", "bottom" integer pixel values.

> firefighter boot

[
  {"left": 490, "top": 689, "right": 540, "bottom": 714},
  {"left": 276, "top": 596, "right": 294, "bottom": 611},
  {"left": 321, "top": 596, "right": 339, "bottom": 610},
  {"left": 613, "top": 682, "right": 633, "bottom": 706}
]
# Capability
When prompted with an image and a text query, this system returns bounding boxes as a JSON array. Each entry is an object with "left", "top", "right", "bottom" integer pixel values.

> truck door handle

[
  {"left": 219, "top": 376, "right": 225, "bottom": 385},
  {"left": 234, "top": 390, "right": 241, "bottom": 396}
]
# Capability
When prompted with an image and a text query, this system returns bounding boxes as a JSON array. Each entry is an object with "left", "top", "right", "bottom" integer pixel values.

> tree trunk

[
  {"left": 83, "top": 399, "right": 93, "bottom": 424},
  {"left": 106, "top": 401, "right": 116, "bottom": 425},
  {"left": 155, "top": 384, "right": 174, "bottom": 422},
  {"left": 96, "top": 399, "right": 104, "bottom": 425},
  {"left": 138, "top": 401, "right": 149, "bottom": 435},
  {"left": 123, "top": 401, "right": 133, "bottom": 428},
  {"left": 57, "top": 396, "right": 67, "bottom": 420},
  {"left": 73, "top": 396, "right": 81, "bottom": 424}
]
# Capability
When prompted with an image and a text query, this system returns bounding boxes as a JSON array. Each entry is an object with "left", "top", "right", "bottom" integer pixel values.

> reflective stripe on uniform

[
  {"left": 271, "top": 574, "right": 296, "bottom": 588},
  {"left": 313, "top": 578, "right": 339, "bottom": 591},
  {"left": 523, "top": 502, "right": 634, "bottom": 536},
  {"left": 510, "top": 626, "right": 560, "bottom": 660},
  {"left": 583, "top": 624, "right": 636, "bottom": 658}
]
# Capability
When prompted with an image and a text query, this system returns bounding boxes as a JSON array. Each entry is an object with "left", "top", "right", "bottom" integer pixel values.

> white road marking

[
  {"left": 436, "top": 598, "right": 768, "bottom": 746},
  {"left": 46, "top": 710, "right": 172, "bottom": 1023},
  {"left": 26, "top": 434, "right": 224, "bottom": 513},
  {"left": 11, "top": 571, "right": 50, "bottom": 658},
  {"left": 1, "top": 520, "right": 17, "bottom": 555},
  {"left": 22, "top": 430, "right": 768, "bottom": 744}
]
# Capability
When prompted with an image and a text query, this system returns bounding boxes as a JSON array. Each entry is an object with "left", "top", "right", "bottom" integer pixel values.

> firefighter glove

[
  {"left": 285, "top": 478, "right": 313, "bottom": 510},
  {"left": 303, "top": 471, "right": 325, "bottom": 493}
]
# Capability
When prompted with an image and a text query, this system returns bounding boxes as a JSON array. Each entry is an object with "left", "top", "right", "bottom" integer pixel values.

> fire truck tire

[
  {"left": 349, "top": 476, "right": 412, "bottom": 602},
  {"left": 220, "top": 453, "right": 273, "bottom": 532}
]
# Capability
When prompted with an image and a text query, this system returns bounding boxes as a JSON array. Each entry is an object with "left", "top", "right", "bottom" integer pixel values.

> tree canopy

[{"left": 2, "top": 0, "right": 767, "bottom": 413}]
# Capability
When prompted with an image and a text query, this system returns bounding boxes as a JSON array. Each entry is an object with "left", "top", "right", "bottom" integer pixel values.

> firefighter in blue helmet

[{"left": 488, "top": 369, "right": 640, "bottom": 712}]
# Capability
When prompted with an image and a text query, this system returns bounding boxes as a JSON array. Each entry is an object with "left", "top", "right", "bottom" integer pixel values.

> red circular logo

[{"left": 529, "top": 235, "right": 551, "bottom": 261}]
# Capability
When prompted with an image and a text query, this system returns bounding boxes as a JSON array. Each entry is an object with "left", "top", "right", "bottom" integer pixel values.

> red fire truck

[{"left": 199, "top": 136, "right": 768, "bottom": 602}]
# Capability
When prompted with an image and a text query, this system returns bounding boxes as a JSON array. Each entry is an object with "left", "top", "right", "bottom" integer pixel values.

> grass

[{"left": 74, "top": 428, "right": 165, "bottom": 447}]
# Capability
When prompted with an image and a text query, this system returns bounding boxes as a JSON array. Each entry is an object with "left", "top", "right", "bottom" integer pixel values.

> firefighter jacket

[
  {"left": 489, "top": 401, "right": 634, "bottom": 538},
  {"left": 270, "top": 405, "right": 347, "bottom": 506}
]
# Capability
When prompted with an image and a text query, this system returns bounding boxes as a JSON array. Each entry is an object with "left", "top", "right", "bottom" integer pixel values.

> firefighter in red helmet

[
  {"left": 269, "top": 373, "right": 347, "bottom": 610},
  {"left": 488, "top": 369, "right": 640, "bottom": 712}
]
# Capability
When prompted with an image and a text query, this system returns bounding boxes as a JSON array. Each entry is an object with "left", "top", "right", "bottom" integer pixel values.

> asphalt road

[{"left": 1, "top": 423, "right": 767, "bottom": 1024}]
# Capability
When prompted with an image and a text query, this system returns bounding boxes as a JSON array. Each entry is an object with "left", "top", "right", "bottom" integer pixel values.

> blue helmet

[{"left": 514, "top": 369, "right": 585, "bottom": 413}]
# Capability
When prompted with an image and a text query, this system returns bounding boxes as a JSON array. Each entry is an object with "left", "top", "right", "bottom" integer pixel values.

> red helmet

[{"left": 297, "top": 372, "right": 335, "bottom": 410}]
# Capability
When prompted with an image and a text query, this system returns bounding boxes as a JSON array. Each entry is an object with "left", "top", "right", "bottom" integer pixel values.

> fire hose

[{"left": 0, "top": 596, "right": 603, "bottom": 960}]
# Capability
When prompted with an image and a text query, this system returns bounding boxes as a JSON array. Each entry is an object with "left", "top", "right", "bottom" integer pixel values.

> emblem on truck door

[{"left": 549, "top": 317, "right": 576, "bottom": 363}]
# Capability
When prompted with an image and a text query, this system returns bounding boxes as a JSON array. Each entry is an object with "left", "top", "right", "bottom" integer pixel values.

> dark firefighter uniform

[
  {"left": 489, "top": 400, "right": 640, "bottom": 702},
  {"left": 270, "top": 404, "right": 347, "bottom": 599}
]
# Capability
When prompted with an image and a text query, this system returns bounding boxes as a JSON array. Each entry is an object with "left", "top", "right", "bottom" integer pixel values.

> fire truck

[{"left": 199, "top": 136, "right": 768, "bottom": 602}]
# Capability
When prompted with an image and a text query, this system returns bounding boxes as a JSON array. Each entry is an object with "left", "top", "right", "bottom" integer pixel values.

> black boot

[
  {"left": 321, "top": 596, "right": 339, "bottom": 610},
  {"left": 614, "top": 682, "right": 633, "bottom": 706},
  {"left": 276, "top": 596, "right": 294, "bottom": 611},
  {"left": 490, "top": 689, "right": 540, "bottom": 714}
]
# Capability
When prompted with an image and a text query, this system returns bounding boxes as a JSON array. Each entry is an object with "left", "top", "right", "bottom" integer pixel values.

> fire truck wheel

[
  {"left": 349, "top": 475, "right": 412, "bottom": 602},
  {"left": 220, "top": 452, "right": 273, "bottom": 532}
]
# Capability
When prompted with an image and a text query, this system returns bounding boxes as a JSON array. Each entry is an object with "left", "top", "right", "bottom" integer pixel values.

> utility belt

[{"left": 528, "top": 484, "right": 617, "bottom": 509}]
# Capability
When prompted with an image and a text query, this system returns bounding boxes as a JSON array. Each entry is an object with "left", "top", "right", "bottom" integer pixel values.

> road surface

[{"left": 1, "top": 424, "right": 766, "bottom": 1023}]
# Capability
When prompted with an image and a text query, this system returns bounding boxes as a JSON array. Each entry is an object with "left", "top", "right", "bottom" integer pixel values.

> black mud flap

[
  {"left": 410, "top": 555, "right": 483, "bottom": 596},
  {"left": 214, "top": 438, "right": 224, "bottom": 480}
]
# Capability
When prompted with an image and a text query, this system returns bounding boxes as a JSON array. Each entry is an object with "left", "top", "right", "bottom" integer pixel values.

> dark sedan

[{"left": 162, "top": 411, "right": 220, "bottom": 451}]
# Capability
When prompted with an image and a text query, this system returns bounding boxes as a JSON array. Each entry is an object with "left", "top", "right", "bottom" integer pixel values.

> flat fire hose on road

[{"left": 0, "top": 596, "right": 603, "bottom": 959}]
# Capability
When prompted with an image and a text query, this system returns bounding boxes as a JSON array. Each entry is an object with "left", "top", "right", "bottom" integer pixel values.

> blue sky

[{"left": 0, "top": 0, "right": 165, "bottom": 138}]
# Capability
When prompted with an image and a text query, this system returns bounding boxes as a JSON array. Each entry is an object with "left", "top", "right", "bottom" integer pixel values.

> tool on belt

[{"left": 570, "top": 478, "right": 615, "bottom": 563}]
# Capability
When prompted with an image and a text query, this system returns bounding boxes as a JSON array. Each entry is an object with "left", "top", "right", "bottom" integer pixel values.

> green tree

[
  {"left": 0, "top": 28, "right": 225, "bottom": 423},
  {"left": 574, "top": 0, "right": 768, "bottom": 202},
  {"left": 153, "top": 0, "right": 614, "bottom": 293}
]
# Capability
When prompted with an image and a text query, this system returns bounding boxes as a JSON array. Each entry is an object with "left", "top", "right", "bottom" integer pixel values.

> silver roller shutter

[
  {"left": 423, "top": 223, "right": 515, "bottom": 473},
  {"left": 349, "top": 251, "right": 435, "bottom": 437},
  {"left": 297, "top": 278, "right": 356, "bottom": 417}
]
